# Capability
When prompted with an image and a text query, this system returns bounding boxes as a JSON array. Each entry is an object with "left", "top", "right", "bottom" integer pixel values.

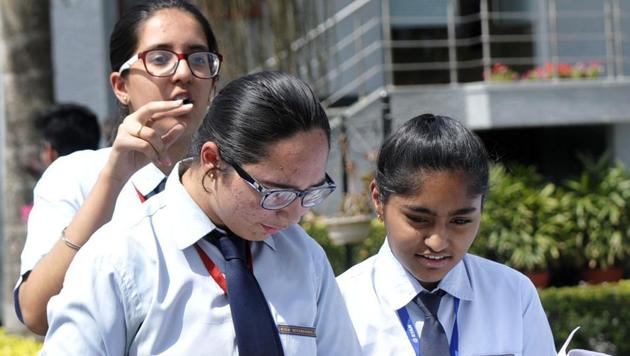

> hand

[{"left": 104, "top": 100, "right": 193, "bottom": 183}]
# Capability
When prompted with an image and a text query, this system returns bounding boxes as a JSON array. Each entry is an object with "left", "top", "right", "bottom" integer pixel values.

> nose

[
  {"left": 424, "top": 226, "right": 449, "bottom": 252},
  {"left": 276, "top": 199, "right": 309, "bottom": 225},
  {"left": 172, "top": 58, "right": 193, "bottom": 83}
]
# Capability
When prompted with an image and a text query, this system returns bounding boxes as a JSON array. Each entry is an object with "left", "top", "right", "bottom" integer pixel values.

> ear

[
  {"left": 369, "top": 179, "right": 384, "bottom": 217},
  {"left": 40, "top": 142, "right": 58, "bottom": 168},
  {"left": 110, "top": 71, "right": 129, "bottom": 106},
  {"left": 200, "top": 141, "right": 221, "bottom": 170}
]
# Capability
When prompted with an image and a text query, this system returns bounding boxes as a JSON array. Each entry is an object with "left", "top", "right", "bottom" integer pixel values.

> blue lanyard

[{"left": 396, "top": 297, "right": 460, "bottom": 356}]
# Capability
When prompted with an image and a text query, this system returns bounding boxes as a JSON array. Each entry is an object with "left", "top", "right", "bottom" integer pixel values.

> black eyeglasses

[
  {"left": 231, "top": 163, "right": 336, "bottom": 210},
  {"left": 119, "top": 49, "right": 222, "bottom": 79}
]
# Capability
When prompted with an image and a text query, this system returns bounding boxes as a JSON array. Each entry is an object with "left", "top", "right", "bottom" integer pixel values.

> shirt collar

[
  {"left": 130, "top": 163, "right": 166, "bottom": 197},
  {"left": 165, "top": 159, "right": 276, "bottom": 251},
  {"left": 437, "top": 256, "right": 474, "bottom": 302},
  {"left": 373, "top": 238, "right": 474, "bottom": 311},
  {"left": 373, "top": 239, "right": 424, "bottom": 310}
]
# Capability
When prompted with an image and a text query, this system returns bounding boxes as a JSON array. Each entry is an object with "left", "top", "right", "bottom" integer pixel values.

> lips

[
  {"left": 172, "top": 93, "right": 193, "bottom": 104},
  {"left": 415, "top": 253, "right": 451, "bottom": 269},
  {"left": 261, "top": 224, "right": 285, "bottom": 235}
]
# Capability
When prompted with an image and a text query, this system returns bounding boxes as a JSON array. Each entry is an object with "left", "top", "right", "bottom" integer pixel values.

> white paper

[{"left": 557, "top": 326, "right": 581, "bottom": 356}]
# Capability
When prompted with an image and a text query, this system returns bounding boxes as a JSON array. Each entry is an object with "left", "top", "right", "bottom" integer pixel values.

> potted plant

[
  {"left": 319, "top": 122, "right": 375, "bottom": 246},
  {"left": 561, "top": 154, "right": 630, "bottom": 284},
  {"left": 320, "top": 194, "right": 373, "bottom": 246},
  {"left": 476, "top": 165, "right": 563, "bottom": 288}
]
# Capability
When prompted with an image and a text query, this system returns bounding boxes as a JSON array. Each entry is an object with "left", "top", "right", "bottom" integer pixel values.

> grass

[{"left": 0, "top": 328, "right": 42, "bottom": 356}]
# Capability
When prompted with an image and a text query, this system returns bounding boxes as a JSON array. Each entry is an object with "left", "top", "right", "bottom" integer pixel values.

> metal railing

[{"left": 255, "top": 0, "right": 630, "bottom": 110}]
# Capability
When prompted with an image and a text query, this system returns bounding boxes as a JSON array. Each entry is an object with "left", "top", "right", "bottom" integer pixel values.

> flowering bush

[
  {"left": 484, "top": 62, "right": 518, "bottom": 81},
  {"left": 486, "top": 61, "right": 603, "bottom": 82},
  {"left": 523, "top": 62, "right": 603, "bottom": 80}
]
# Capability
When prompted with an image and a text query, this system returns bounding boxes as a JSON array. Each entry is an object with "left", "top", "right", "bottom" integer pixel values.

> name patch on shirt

[{"left": 277, "top": 325, "right": 316, "bottom": 338}]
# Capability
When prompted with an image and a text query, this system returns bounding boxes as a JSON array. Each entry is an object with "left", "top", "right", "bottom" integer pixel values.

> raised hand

[{"left": 105, "top": 99, "right": 193, "bottom": 182}]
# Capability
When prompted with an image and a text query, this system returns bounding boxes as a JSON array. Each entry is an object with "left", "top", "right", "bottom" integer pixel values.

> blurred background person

[
  {"left": 34, "top": 103, "right": 101, "bottom": 170},
  {"left": 21, "top": 103, "right": 101, "bottom": 223}
]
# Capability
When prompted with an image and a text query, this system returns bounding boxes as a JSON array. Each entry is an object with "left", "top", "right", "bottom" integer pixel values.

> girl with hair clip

[
  {"left": 42, "top": 71, "right": 362, "bottom": 356},
  {"left": 15, "top": 0, "right": 222, "bottom": 335},
  {"left": 337, "top": 114, "right": 556, "bottom": 356}
]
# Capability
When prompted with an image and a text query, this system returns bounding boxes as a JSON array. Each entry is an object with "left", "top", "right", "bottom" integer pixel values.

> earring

[
  {"left": 376, "top": 212, "right": 383, "bottom": 221},
  {"left": 121, "top": 96, "right": 128, "bottom": 105}
]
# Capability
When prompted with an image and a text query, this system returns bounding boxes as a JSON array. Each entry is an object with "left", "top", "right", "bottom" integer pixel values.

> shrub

[
  {"left": 302, "top": 216, "right": 385, "bottom": 275},
  {"left": 540, "top": 280, "right": 630, "bottom": 355},
  {"left": 0, "top": 328, "right": 42, "bottom": 355},
  {"left": 561, "top": 155, "right": 630, "bottom": 269},
  {"left": 474, "top": 164, "right": 564, "bottom": 272}
]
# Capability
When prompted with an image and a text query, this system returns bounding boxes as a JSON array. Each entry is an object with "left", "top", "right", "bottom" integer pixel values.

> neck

[
  {"left": 182, "top": 164, "right": 224, "bottom": 226},
  {"left": 420, "top": 280, "right": 440, "bottom": 292}
]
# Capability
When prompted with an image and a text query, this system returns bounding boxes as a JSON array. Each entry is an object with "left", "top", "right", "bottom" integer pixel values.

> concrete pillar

[
  {"left": 612, "top": 122, "right": 630, "bottom": 169},
  {"left": 51, "top": 0, "right": 117, "bottom": 121}
]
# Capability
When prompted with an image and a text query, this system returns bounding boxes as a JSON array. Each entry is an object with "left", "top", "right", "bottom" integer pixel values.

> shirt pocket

[{"left": 278, "top": 325, "right": 317, "bottom": 356}]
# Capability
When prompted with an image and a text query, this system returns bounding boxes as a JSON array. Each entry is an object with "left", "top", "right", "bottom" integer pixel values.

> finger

[
  {"left": 136, "top": 122, "right": 145, "bottom": 138},
  {"left": 113, "top": 130, "right": 160, "bottom": 166},
  {"left": 133, "top": 100, "right": 194, "bottom": 124},
  {"left": 149, "top": 102, "right": 194, "bottom": 121},
  {"left": 134, "top": 124, "right": 169, "bottom": 164},
  {"left": 161, "top": 123, "right": 187, "bottom": 148}
]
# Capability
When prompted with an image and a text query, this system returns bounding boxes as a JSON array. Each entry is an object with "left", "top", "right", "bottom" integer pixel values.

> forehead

[
  {"left": 136, "top": 8, "right": 207, "bottom": 50},
  {"left": 245, "top": 130, "right": 330, "bottom": 188},
  {"left": 394, "top": 171, "right": 482, "bottom": 211}
]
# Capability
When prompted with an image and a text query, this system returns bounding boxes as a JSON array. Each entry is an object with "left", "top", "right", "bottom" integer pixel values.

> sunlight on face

[
  {"left": 211, "top": 129, "right": 330, "bottom": 241},
  {"left": 382, "top": 171, "right": 482, "bottom": 290}
]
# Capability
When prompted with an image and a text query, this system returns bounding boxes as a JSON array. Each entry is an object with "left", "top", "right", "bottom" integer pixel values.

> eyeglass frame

[
  {"left": 118, "top": 49, "right": 223, "bottom": 79},
  {"left": 230, "top": 162, "right": 337, "bottom": 210}
]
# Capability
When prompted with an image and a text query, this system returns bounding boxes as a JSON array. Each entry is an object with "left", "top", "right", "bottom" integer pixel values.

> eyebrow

[
  {"left": 145, "top": 43, "right": 209, "bottom": 52},
  {"left": 404, "top": 206, "right": 478, "bottom": 216},
  {"left": 258, "top": 175, "right": 328, "bottom": 191}
]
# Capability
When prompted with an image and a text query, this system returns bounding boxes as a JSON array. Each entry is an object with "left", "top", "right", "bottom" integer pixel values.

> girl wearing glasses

[
  {"left": 42, "top": 71, "right": 362, "bottom": 355},
  {"left": 337, "top": 114, "right": 556, "bottom": 355},
  {"left": 16, "top": 0, "right": 220, "bottom": 334}
]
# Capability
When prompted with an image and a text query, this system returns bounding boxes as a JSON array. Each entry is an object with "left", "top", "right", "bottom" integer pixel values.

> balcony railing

[{"left": 254, "top": 0, "right": 630, "bottom": 110}]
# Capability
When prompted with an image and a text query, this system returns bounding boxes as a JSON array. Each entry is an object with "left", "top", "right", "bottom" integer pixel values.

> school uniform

[
  {"left": 337, "top": 238, "right": 557, "bottom": 356},
  {"left": 42, "top": 160, "right": 362, "bottom": 356},
  {"left": 14, "top": 147, "right": 166, "bottom": 322}
]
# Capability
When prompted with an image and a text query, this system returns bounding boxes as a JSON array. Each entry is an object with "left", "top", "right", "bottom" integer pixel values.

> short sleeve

[
  {"left": 310, "top": 244, "right": 362, "bottom": 356},
  {"left": 520, "top": 277, "right": 557, "bottom": 355},
  {"left": 19, "top": 150, "right": 102, "bottom": 277}
]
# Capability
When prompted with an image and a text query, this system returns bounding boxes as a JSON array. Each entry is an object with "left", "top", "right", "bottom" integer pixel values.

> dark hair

[
  {"left": 374, "top": 113, "right": 489, "bottom": 203},
  {"left": 34, "top": 103, "right": 101, "bottom": 156},
  {"left": 109, "top": 0, "right": 219, "bottom": 73},
  {"left": 192, "top": 71, "right": 330, "bottom": 165}
]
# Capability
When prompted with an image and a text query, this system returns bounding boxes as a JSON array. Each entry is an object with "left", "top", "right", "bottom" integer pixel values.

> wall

[{"left": 51, "top": 0, "right": 117, "bottom": 122}]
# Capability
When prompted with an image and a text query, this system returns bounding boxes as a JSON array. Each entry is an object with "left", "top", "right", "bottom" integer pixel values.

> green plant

[
  {"left": 475, "top": 164, "right": 563, "bottom": 272},
  {"left": 561, "top": 154, "right": 630, "bottom": 269},
  {"left": 302, "top": 215, "right": 385, "bottom": 275},
  {"left": 540, "top": 280, "right": 630, "bottom": 355}
]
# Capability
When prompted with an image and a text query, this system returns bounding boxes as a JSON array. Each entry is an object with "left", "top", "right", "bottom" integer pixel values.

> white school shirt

[
  {"left": 337, "top": 239, "right": 557, "bottom": 356},
  {"left": 42, "top": 160, "right": 362, "bottom": 356},
  {"left": 14, "top": 148, "right": 165, "bottom": 321}
]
